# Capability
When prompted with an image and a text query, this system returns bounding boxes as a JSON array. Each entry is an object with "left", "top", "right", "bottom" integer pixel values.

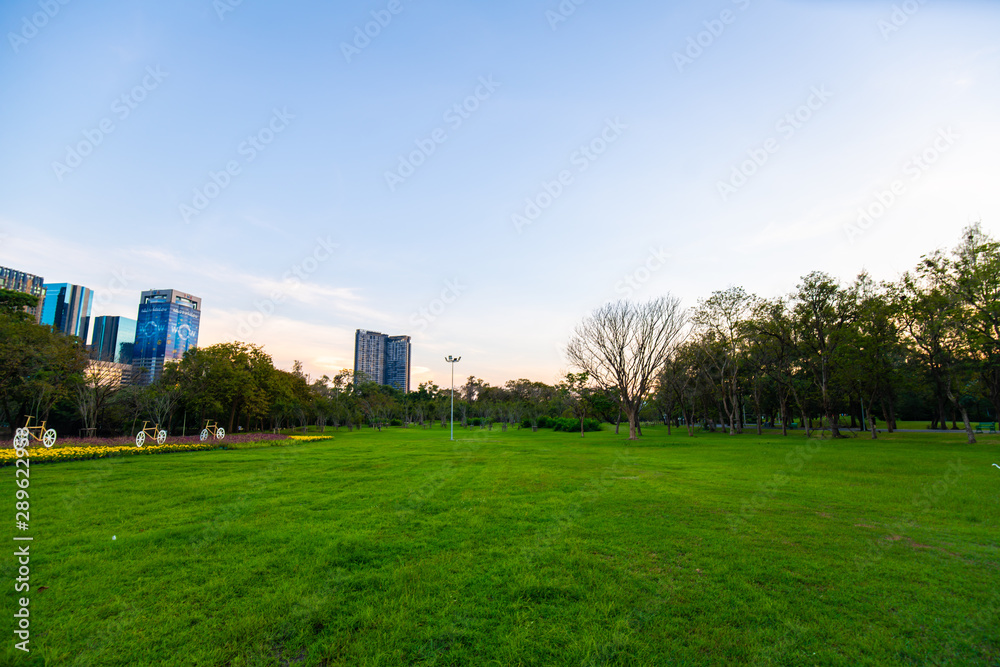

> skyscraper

[
  {"left": 353, "top": 329, "right": 411, "bottom": 393},
  {"left": 385, "top": 335, "right": 412, "bottom": 393},
  {"left": 132, "top": 289, "right": 201, "bottom": 385},
  {"left": 354, "top": 329, "right": 386, "bottom": 385},
  {"left": 40, "top": 283, "right": 93, "bottom": 339},
  {"left": 0, "top": 265, "right": 45, "bottom": 322},
  {"left": 90, "top": 316, "right": 137, "bottom": 364}
]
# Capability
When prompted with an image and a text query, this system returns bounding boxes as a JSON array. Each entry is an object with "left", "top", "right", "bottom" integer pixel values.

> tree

[
  {"left": 658, "top": 344, "right": 699, "bottom": 436},
  {"left": 0, "top": 313, "right": 87, "bottom": 433},
  {"left": 567, "top": 296, "right": 686, "bottom": 440},
  {"left": 746, "top": 299, "right": 798, "bottom": 437},
  {"left": 74, "top": 361, "right": 122, "bottom": 436},
  {"left": 164, "top": 342, "right": 275, "bottom": 433},
  {"left": 0, "top": 289, "right": 39, "bottom": 320},
  {"left": 898, "top": 255, "right": 977, "bottom": 443},
  {"left": 790, "top": 272, "right": 856, "bottom": 437},
  {"left": 940, "top": 223, "right": 1000, "bottom": 422},
  {"left": 559, "top": 371, "right": 591, "bottom": 437},
  {"left": 844, "top": 273, "right": 900, "bottom": 439},
  {"left": 690, "top": 287, "right": 755, "bottom": 435}
]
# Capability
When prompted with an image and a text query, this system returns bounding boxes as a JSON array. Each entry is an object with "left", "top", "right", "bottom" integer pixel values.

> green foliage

[
  {"left": 0, "top": 288, "right": 38, "bottom": 320},
  {"left": 0, "top": 312, "right": 88, "bottom": 430},
  {"left": 521, "top": 415, "right": 602, "bottom": 432}
]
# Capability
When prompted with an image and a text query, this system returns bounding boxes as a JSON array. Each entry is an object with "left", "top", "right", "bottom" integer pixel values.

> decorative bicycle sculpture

[
  {"left": 200, "top": 420, "right": 225, "bottom": 442},
  {"left": 13, "top": 416, "right": 57, "bottom": 449},
  {"left": 134, "top": 421, "right": 167, "bottom": 448}
]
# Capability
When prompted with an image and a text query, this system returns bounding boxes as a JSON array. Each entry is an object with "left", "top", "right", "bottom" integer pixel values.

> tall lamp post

[{"left": 445, "top": 355, "right": 461, "bottom": 441}]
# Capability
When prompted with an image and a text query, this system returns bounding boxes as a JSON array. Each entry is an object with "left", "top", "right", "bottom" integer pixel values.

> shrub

[{"left": 518, "top": 417, "right": 602, "bottom": 432}]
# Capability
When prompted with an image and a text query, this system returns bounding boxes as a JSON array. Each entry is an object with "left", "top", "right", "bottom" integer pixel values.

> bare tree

[
  {"left": 567, "top": 296, "right": 686, "bottom": 440},
  {"left": 74, "top": 361, "right": 123, "bottom": 436}
]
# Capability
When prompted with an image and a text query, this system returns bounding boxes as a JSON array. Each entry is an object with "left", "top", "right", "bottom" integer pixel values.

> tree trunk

[
  {"left": 828, "top": 411, "right": 841, "bottom": 438},
  {"left": 627, "top": 407, "right": 639, "bottom": 440},
  {"left": 961, "top": 406, "right": 976, "bottom": 444}
]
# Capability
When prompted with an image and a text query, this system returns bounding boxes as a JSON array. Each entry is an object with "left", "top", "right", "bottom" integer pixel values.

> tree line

[
  {"left": 567, "top": 223, "right": 999, "bottom": 443},
  {"left": 1, "top": 225, "right": 997, "bottom": 442}
]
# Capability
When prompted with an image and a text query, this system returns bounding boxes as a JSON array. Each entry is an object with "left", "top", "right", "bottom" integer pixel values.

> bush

[{"left": 519, "top": 417, "right": 602, "bottom": 432}]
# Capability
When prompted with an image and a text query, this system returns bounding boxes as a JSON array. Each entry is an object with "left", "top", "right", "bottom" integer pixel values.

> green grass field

[{"left": 3, "top": 425, "right": 998, "bottom": 666}]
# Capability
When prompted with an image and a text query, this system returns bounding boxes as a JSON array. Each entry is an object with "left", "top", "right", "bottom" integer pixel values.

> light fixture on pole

[{"left": 445, "top": 355, "right": 461, "bottom": 441}]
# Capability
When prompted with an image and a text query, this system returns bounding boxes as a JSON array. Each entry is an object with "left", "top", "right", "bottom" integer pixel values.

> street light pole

[{"left": 445, "top": 355, "right": 461, "bottom": 441}]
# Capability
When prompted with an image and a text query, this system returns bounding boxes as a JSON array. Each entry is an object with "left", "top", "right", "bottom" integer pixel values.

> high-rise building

[
  {"left": 90, "top": 316, "right": 137, "bottom": 365},
  {"left": 353, "top": 329, "right": 411, "bottom": 393},
  {"left": 385, "top": 335, "right": 412, "bottom": 393},
  {"left": 0, "top": 266, "right": 45, "bottom": 323},
  {"left": 354, "top": 329, "right": 387, "bottom": 385},
  {"left": 132, "top": 289, "right": 201, "bottom": 385},
  {"left": 40, "top": 283, "right": 93, "bottom": 339}
]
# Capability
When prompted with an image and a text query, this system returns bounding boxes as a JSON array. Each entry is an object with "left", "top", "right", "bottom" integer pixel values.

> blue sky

[{"left": 1, "top": 0, "right": 998, "bottom": 387}]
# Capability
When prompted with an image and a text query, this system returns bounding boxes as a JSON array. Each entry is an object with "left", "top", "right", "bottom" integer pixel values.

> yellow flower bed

[
  {"left": 287, "top": 435, "right": 333, "bottom": 442},
  {"left": 0, "top": 442, "right": 215, "bottom": 466}
]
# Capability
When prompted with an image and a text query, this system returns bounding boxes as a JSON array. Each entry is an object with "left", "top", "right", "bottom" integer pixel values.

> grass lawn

[{"left": 3, "top": 425, "right": 999, "bottom": 665}]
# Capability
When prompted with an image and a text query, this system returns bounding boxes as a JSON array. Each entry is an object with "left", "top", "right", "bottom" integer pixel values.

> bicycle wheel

[
  {"left": 135, "top": 431, "right": 146, "bottom": 448},
  {"left": 42, "top": 429, "right": 57, "bottom": 448}
]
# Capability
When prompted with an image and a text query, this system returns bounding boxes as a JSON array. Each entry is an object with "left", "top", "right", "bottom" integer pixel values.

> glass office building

[
  {"left": 132, "top": 290, "right": 201, "bottom": 385},
  {"left": 0, "top": 265, "right": 45, "bottom": 322},
  {"left": 385, "top": 335, "right": 412, "bottom": 393},
  {"left": 353, "top": 330, "right": 411, "bottom": 393},
  {"left": 40, "top": 283, "right": 94, "bottom": 340},
  {"left": 90, "top": 316, "right": 137, "bottom": 364}
]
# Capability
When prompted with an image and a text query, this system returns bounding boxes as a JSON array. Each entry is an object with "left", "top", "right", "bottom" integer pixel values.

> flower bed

[
  {"left": 37, "top": 432, "right": 292, "bottom": 449},
  {"left": 0, "top": 432, "right": 314, "bottom": 466},
  {"left": 287, "top": 435, "right": 334, "bottom": 443},
  {"left": 0, "top": 442, "right": 216, "bottom": 465}
]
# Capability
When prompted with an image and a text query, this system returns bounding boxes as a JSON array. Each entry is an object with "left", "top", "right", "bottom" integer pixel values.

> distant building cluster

[
  {"left": 1, "top": 264, "right": 200, "bottom": 387},
  {"left": 4, "top": 264, "right": 415, "bottom": 391},
  {"left": 354, "top": 329, "right": 411, "bottom": 393}
]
